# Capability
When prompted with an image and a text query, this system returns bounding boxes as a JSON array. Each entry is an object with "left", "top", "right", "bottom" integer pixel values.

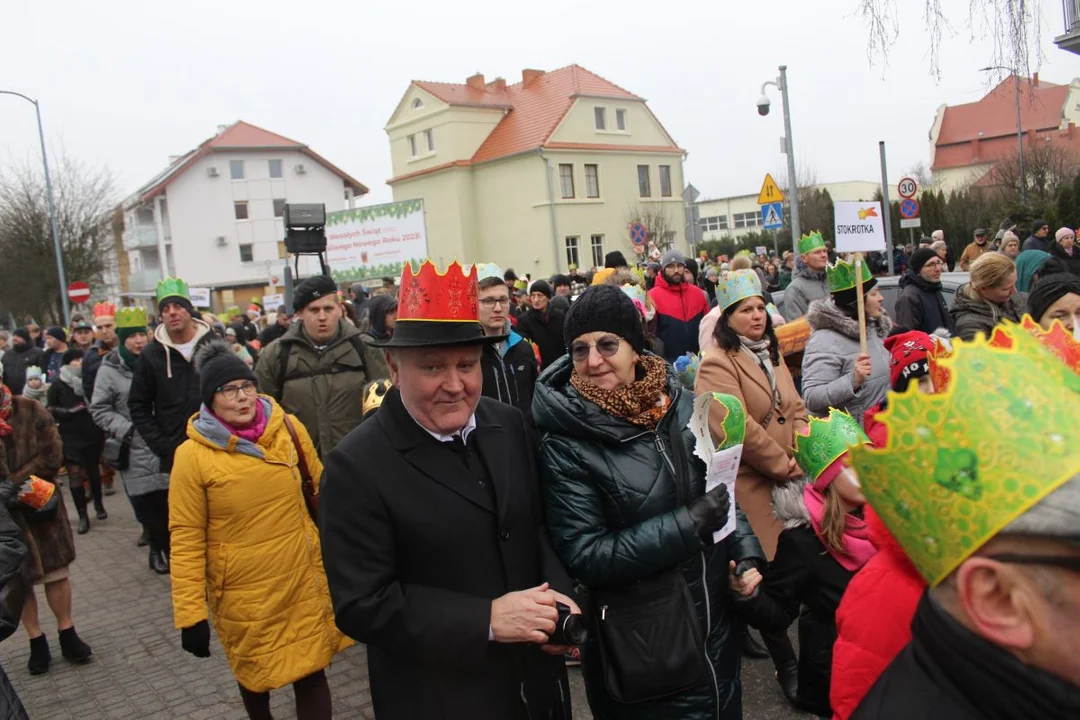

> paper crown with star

[
  {"left": 852, "top": 333, "right": 1080, "bottom": 587},
  {"left": 798, "top": 231, "right": 826, "bottom": 256},
  {"left": 155, "top": 277, "right": 189, "bottom": 303},
  {"left": 716, "top": 269, "right": 763, "bottom": 311},
  {"left": 826, "top": 257, "right": 873, "bottom": 293},
  {"left": 373, "top": 260, "right": 499, "bottom": 348},
  {"left": 794, "top": 408, "right": 870, "bottom": 483},
  {"left": 115, "top": 307, "right": 147, "bottom": 329}
]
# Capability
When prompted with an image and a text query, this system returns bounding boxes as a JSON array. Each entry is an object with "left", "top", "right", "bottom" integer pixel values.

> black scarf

[{"left": 912, "top": 593, "right": 1080, "bottom": 719}]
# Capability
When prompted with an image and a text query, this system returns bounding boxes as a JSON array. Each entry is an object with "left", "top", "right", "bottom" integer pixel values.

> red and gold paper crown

[
  {"left": 398, "top": 260, "right": 479, "bottom": 323},
  {"left": 93, "top": 301, "right": 117, "bottom": 319},
  {"left": 989, "top": 316, "right": 1080, "bottom": 375}
]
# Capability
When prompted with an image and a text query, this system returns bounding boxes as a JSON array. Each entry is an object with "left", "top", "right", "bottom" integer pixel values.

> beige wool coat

[{"left": 695, "top": 347, "right": 808, "bottom": 559}]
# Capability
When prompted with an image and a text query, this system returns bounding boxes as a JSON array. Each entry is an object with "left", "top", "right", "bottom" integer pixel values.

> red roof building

[
  {"left": 384, "top": 65, "right": 686, "bottom": 274},
  {"left": 929, "top": 75, "right": 1080, "bottom": 192}
]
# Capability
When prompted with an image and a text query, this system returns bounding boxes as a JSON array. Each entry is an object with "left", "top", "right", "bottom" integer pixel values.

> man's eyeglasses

[
  {"left": 985, "top": 553, "right": 1080, "bottom": 575},
  {"left": 216, "top": 381, "right": 257, "bottom": 401},
  {"left": 923, "top": 259, "right": 944, "bottom": 268},
  {"left": 570, "top": 336, "right": 621, "bottom": 362},
  {"left": 479, "top": 297, "right": 510, "bottom": 309}
]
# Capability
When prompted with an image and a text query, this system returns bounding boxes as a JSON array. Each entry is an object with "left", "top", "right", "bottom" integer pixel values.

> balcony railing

[
  {"left": 124, "top": 225, "right": 161, "bottom": 250},
  {"left": 1056, "top": 0, "right": 1080, "bottom": 54}
]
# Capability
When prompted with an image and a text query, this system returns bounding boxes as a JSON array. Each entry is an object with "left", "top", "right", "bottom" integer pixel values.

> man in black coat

[
  {"left": 477, "top": 274, "right": 539, "bottom": 415},
  {"left": 320, "top": 262, "right": 577, "bottom": 720},
  {"left": 515, "top": 280, "right": 567, "bottom": 371},
  {"left": 1, "top": 328, "right": 44, "bottom": 395},
  {"left": 128, "top": 285, "right": 213, "bottom": 473},
  {"left": 893, "top": 248, "right": 956, "bottom": 335}
]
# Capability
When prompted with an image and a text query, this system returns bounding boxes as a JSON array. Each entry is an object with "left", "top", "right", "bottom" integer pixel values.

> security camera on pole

[{"left": 757, "top": 66, "right": 800, "bottom": 255}]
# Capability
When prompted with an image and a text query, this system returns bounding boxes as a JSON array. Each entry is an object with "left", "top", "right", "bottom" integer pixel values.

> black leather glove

[
  {"left": 686, "top": 484, "right": 731, "bottom": 537},
  {"left": 181, "top": 620, "right": 211, "bottom": 658},
  {"left": 0, "top": 481, "right": 20, "bottom": 508}
]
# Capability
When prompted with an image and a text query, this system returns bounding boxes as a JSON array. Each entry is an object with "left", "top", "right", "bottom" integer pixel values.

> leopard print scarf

[{"left": 571, "top": 354, "right": 670, "bottom": 429}]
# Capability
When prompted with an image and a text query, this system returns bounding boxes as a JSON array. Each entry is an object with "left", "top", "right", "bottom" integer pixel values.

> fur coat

[{"left": 0, "top": 396, "right": 75, "bottom": 582}]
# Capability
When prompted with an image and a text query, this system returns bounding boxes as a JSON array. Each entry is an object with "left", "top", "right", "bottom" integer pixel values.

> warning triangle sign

[
  {"left": 757, "top": 174, "right": 785, "bottom": 205},
  {"left": 763, "top": 204, "right": 781, "bottom": 226}
]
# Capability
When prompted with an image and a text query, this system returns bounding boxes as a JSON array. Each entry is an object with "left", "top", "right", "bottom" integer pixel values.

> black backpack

[{"left": 273, "top": 335, "right": 369, "bottom": 401}]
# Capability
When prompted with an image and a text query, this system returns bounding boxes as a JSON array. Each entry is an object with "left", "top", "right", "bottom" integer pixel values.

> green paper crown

[
  {"left": 711, "top": 393, "right": 746, "bottom": 450},
  {"left": 826, "top": 257, "right": 873, "bottom": 293},
  {"left": 715, "top": 269, "right": 762, "bottom": 311},
  {"left": 851, "top": 334, "right": 1080, "bottom": 587},
  {"left": 794, "top": 408, "right": 869, "bottom": 482},
  {"left": 115, "top": 307, "right": 147, "bottom": 330},
  {"left": 798, "top": 231, "right": 826, "bottom": 255},
  {"left": 156, "top": 277, "right": 189, "bottom": 302},
  {"left": 224, "top": 306, "right": 242, "bottom": 318}
]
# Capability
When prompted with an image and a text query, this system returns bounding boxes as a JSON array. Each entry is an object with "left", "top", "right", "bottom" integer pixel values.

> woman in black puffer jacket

[{"left": 533, "top": 285, "right": 765, "bottom": 720}]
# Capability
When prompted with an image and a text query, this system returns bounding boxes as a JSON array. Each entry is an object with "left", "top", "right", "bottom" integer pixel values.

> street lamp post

[
  {"left": 0, "top": 90, "right": 70, "bottom": 327},
  {"left": 979, "top": 67, "right": 1027, "bottom": 206},
  {"left": 758, "top": 65, "right": 801, "bottom": 254}
]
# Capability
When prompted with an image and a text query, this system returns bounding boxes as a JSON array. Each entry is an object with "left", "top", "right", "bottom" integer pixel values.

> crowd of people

[{"left": 0, "top": 216, "right": 1076, "bottom": 719}]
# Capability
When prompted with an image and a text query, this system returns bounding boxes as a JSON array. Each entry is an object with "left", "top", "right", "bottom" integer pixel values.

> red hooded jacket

[
  {"left": 830, "top": 504, "right": 926, "bottom": 719},
  {"left": 647, "top": 273, "right": 710, "bottom": 363}
]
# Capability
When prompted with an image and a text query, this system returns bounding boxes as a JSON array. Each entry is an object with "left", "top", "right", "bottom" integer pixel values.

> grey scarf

[
  {"left": 739, "top": 335, "right": 782, "bottom": 414},
  {"left": 59, "top": 364, "right": 84, "bottom": 399}
]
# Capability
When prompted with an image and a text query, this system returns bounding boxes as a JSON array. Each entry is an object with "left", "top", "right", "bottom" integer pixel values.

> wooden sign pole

[{"left": 855, "top": 252, "right": 868, "bottom": 356}]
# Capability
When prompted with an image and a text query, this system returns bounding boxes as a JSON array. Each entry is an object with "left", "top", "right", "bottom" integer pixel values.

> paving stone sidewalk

[{"left": 0, "top": 476, "right": 800, "bottom": 719}]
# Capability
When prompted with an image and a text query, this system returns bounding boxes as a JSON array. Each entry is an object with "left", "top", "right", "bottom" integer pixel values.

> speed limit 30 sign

[{"left": 897, "top": 177, "right": 918, "bottom": 199}]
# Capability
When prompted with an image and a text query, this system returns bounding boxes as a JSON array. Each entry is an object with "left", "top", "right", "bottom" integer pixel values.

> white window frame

[
  {"left": 565, "top": 236, "right": 580, "bottom": 268},
  {"left": 616, "top": 108, "right": 627, "bottom": 131},
  {"left": 559, "top": 164, "right": 575, "bottom": 199},
  {"left": 590, "top": 234, "right": 605, "bottom": 268},
  {"left": 733, "top": 212, "right": 761, "bottom": 229},
  {"left": 659, "top": 165, "right": 673, "bottom": 197},
  {"left": 229, "top": 160, "right": 244, "bottom": 180},
  {"left": 594, "top": 107, "right": 606, "bottom": 130},
  {"left": 637, "top": 165, "right": 651, "bottom": 198},
  {"left": 407, "top": 134, "right": 417, "bottom": 157},
  {"left": 585, "top": 164, "right": 600, "bottom": 198},
  {"left": 425, "top": 129, "right": 435, "bottom": 152},
  {"left": 238, "top": 243, "right": 254, "bottom": 262},
  {"left": 268, "top": 159, "right": 282, "bottom": 179}
]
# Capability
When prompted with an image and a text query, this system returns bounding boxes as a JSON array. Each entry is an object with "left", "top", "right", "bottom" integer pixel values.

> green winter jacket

[
  {"left": 533, "top": 354, "right": 765, "bottom": 720},
  {"left": 254, "top": 321, "right": 376, "bottom": 458}
]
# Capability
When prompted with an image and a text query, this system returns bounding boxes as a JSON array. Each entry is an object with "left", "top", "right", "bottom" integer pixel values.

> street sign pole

[
  {"left": 779, "top": 66, "right": 800, "bottom": 255},
  {"left": 879, "top": 141, "right": 894, "bottom": 275}
]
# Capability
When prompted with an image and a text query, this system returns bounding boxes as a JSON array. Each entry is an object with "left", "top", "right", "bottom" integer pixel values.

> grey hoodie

[{"left": 782, "top": 260, "right": 829, "bottom": 321}]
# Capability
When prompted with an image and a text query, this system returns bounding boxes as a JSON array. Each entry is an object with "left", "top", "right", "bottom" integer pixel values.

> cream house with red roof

[
  {"left": 929, "top": 74, "right": 1080, "bottom": 193},
  {"left": 121, "top": 121, "right": 367, "bottom": 310},
  {"left": 385, "top": 65, "right": 687, "bottom": 274}
]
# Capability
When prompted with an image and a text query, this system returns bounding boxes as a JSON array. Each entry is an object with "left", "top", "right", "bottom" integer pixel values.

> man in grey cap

[{"left": 647, "top": 249, "right": 709, "bottom": 362}]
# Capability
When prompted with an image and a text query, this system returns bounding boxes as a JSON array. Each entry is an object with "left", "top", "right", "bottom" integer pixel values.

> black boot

[
  {"left": 95, "top": 506, "right": 108, "bottom": 521},
  {"left": 739, "top": 626, "right": 770, "bottom": 659},
  {"left": 775, "top": 659, "right": 799, "bottom": 707},
  {"left": 137, "top": 526, "right": 151, "bottom": 547},
  {"left": 58, "top": 627, "right": 92, "bottom": 664},
  {"left": 77, "top": 514, "right": 90, "bottom": 535},
  {"left": 70, "top": 485, "right": 90, "bottom": 534},
  {"left": 149, "top": 546, "right": 169, "bottom": 575},
  {"left": 27, "top": 634, "right": 51, "bottom": 675}
]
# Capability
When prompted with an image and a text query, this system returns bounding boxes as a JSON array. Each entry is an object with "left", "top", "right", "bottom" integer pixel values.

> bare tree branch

[{"left": 0, "top": 149, "right": 118, "bottom": 323}]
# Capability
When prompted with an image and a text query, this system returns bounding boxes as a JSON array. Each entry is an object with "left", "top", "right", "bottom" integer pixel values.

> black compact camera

[{"left": 549, "top": 602, "right": 587, "bottom": 646}]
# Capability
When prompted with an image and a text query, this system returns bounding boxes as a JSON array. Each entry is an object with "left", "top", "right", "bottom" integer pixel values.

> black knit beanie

[
  {"left": 909, "top": 248, "right": 939, "bottom": 275},
  {"left": 158, "top": 296, "right": 195, "bottom": 315},
  {"left": 831, "top": 276, "right": 879, "bottom": 313},
  {"left": 61, "top": 348, "right": 84, "bottom": 366},
  {"left": 1027, "top": 273, "right": 1080, "bottom": 324},
  {"left": 13, "top": 328, "right": 31, "bottom": 344},
  {"left": 194, "top": 339, "right": 257, "bottom": 408},
  {"left": 604, "top": 250, "right": 628, "bottom": 269},
  {"left": 530, "top": 279, "right": 553, "bottom": 298},
  {"left": 564, "top": 285, "right": 645, "bottom": 354}
]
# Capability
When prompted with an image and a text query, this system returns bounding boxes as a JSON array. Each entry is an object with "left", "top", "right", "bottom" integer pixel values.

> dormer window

[{"left": 412, "top": 98, "right": 424, "bottom": 109}]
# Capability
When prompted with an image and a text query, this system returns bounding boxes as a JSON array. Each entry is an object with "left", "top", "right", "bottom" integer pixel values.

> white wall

[{"left": 163, "top": 149, "right": 350, "bottom": 286}]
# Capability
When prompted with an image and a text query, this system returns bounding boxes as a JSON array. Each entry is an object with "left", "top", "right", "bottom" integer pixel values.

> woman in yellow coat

[{"left": 169, "top": 341, "right": 351, "bottom": 720}]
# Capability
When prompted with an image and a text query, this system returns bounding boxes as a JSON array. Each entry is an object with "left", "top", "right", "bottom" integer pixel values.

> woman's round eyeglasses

[
  {"left": 570, "top": 337, "right": 621, "bottom": 362},
  {"left": 216, "top": 381, "right": 257, "bottom": 401}
]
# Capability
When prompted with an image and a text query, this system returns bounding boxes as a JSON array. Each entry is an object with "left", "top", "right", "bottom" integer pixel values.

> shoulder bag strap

[{"left": 282, "top": 414, "right": 316, "bottom": 501}]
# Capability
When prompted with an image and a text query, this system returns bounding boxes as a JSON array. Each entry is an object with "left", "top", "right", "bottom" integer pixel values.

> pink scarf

[
  {"left": 212, "top": 399, "right": 268, "bottom": 444},
  {"left": 802, "top": 461, "right": 877, "bottom": 572}
]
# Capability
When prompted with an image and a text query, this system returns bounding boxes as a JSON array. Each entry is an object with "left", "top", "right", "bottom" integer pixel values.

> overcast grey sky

[{"left": 2, "top": 0, "right": 1077, "bottom": 206}]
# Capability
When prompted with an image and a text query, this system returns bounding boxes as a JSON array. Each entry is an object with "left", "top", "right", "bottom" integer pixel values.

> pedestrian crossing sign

[{"left": 761, "top": 202, "right": 783, "bottom": 230}]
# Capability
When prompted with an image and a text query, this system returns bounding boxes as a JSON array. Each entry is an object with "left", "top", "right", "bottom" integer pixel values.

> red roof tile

[
  {"left": 936, "top": 77, "right": 1067, "bottom": 148},
  {"left": 396, "top": 65, "right": 677, "bottom": 181},
  {"left": 137, "top": 121, "right": 368, "bottom": 202}
]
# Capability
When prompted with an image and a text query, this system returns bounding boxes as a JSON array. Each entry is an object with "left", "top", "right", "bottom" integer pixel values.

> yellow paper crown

[
  {"left": 826, "top": 257, "right": 872, "bottom": 293},
  {"left": 115, "top": 307, "right": 147, "bottom": 329},
  {"left": 798, "top": 231, "right": 826, "bottom": 255},
  {"left": 715, "top": 269, "right": 762, "bottom": 311},
  {"left": 851, "top": 333, "right": 1080, "bottom": 586},
  {"left": 224, "top": 306, "right": 242, "bottom": 318}
]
